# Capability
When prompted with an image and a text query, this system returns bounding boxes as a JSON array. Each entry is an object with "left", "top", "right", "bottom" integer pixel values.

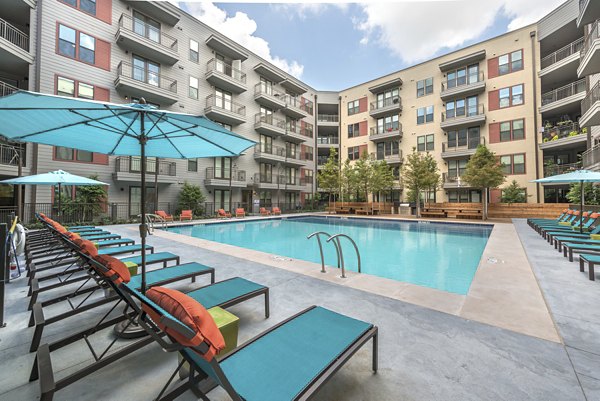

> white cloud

[
  {"left": 355, "top": 0, "right": 567, "bottom": 64},
  {"left": 170, "top": 1, "right": 304, "bottom": 78},
  {"left": 270, "top": 3, "right": 349, "bottom": 20}
]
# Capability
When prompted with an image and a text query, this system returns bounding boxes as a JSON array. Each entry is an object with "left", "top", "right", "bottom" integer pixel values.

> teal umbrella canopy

[
  {"left": 532, "top": 170, "right": 600, "bottom": 184},
  {"left": 0, "top": 170, "right": 108, "bottom": 186}
]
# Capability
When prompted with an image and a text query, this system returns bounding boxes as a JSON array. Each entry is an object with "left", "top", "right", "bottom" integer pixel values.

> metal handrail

[
  {"left": 0, "top": 17, "right": 29, "bottom": 51},
  {"left": 581, "top": 19, "right": 599, "bottom": 60},
  {"left": 541, "top": 37, "right": 584, "bottom": 69},
  {"left": 441, "top": 71, "right": 485, "bottom": 92},
  {"left": 118, "top": 13, "right": 178, "bottom": 51},
  {"left": 205, "top": 94, "right": 246, "bottom": 116},
  {"left": 0, "top": 81, "right": 19, "bottom": 97},
  {"left": 326, "top": 233, "right": 362, "bottom": 278},
  {"left": 206, "top": 58, "right": 246, "bottom": 83},
  {"left": 116, "top": 61, "right": 177, "bottom": 93},
  {"left": 307, "top": 231, "right": 340, "bottom": 273},
  {"left": 541, "top": 78, "right": 586, "bottom": 106}
]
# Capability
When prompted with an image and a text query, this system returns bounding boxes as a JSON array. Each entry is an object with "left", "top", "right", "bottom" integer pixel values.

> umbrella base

[{"left": 114, "top": 320, "right": 148, "bottom": 339}]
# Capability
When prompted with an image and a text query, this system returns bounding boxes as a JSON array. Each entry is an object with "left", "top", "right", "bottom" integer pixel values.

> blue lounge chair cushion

[
  {"left": 96, "top": 238, "right": 134, "bottom": 247},
  {"left": 127, "top": 262, "right": 212, "bottom": 288},
  {"left": 68, "top": 225, "right": 96, "bottom": 230},
  {"left": 120, "top": 252, "right": 178, "bottom": 265},
  {"left": 553, "top": 235, "right": 593, "bottom": 241},
  {"left": 99, "top": 244, "right": 152, "bottom": 255},
  {"left": 563, "top": 243, "right": 600, "bottom": 251},
  {"left": 79, "top": 231, "right": 111, "bottom": 237},
  {"left": 579, "top": 254, "right": 600, "bottom": 263},
  {"left": 69, "top": 228, "right": 104, "bottom": 233},
  {"left": 557, "top": 239, "right": 600, "bottom": 245},
  {"left": 186, "top": 306, "right": 373, "bottom": 401},
  {"left": 186, "top": 278, "right": 265, "bottom": 309},
  {"left": 83, "top": 234, "right": 121, "bottom": 240}
]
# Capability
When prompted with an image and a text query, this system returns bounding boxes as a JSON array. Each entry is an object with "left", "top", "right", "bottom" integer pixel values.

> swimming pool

[{"left": 165, "top": 216, "right": 492, "bottom": 295}]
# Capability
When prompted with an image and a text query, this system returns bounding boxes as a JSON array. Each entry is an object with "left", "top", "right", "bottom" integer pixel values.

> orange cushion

[
  {"left": 144, "top": 287, "right": 225, "bottom": 362},
  {"left": 73, "top": 238, "right": 98, "bottom": 256},
  {"left": 93, "top": 254, "right": 131, "bottom": 285},
  {"left": 236, "top": 208, "right": 244, "bottom": 214},
  {"left": 65, "top": 232, "right": 81, "bottom": 241},
  {"left": 583, "top": 212, "right": 589, "bottom": 217},
  {"left": 591, "top": 213, "right": 599, "bottom": 219}
]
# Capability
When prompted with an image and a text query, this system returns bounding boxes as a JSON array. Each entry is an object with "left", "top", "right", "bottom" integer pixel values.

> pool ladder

[{"left": 306, "top": 232, "right": 362, "bottom": 278}]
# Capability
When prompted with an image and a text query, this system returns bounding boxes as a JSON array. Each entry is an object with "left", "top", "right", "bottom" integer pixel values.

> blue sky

[{"left": 175, "top": 1, "right": 567, "bottom": 91}]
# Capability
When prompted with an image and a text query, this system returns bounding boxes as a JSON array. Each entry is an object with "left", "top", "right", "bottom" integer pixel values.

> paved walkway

[{"left": 0, "top": 221, "right": 594, "bottom": 400}]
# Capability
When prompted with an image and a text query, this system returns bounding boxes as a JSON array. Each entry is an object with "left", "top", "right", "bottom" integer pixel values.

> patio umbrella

[
  {"left": 0, "top": 169, "right": 108, "bottom": 218},
  {"left": 533, "top": 169, "right": 600, "bottom": 233},
  {"left": 0, "top": 91, "right": 255, "bottom": 292}
]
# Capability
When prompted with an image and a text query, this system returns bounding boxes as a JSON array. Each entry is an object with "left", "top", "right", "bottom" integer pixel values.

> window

[
  {"left": 189, "top": 39, "right": 199, "bottom": 62},
  {"left": 446, "top": 96, "right": 478, "bottom": 119},
  {"left": 285, "top": 167, "right": 297, "bottom": 185},
  {"left": 133, "top": 11, "right": 161, "bottom": 43},
  {"left": 216, "top": 122, "right": 232, "bottom": 131},
  {"left": 500, "top": 154, "right": 526, "bottom": 175},
  {"left": 260, "top": 163, "right": 272, "bottom": 182},
  {"left": 499, "top": 88, "right": 510, "bottom": 108},
  {"left": 260, "top": 77, "right": 273, "bottom": 94},
  {"left": 214, "top": 157, "right": 231, "bottom": 179},
  {"left": 60, "top": 0, "right": 96, "bottom": 16},
  {"left": 499, "top": 119, "right": 525, "bottom": 142},
  {"left": 189, "top": 76, "right": 199, "bottom": 99},
  {"left": 57, "top": 76, "right": 96, "bottom": 99},
  {"left": 260, "top": 134, "right": 272, "bottom": 153},
  {"left": 76, "top": 150, "right": 93, "bottom": 162},
  {"left": 376, "top": 88, "right": 399, "bottom": 108},
  {"left": 78, "top": 82, "right": 94, "bottom": 99},
  {"left": 348, "top": 123, "right": 360, "bottom": 138},
  {"left": 259, "top": 191, "right": 272, "bottom": 206},
  {"left": 417, "top": 77, "right": 433, "bottom": 97},
  {"left": 55, "top": 147, "right": 93, "bottom": 162},
  {"left": 499, "top": 85, "right": 524, "bottom": 108},
  {"left": 448, "top": 159, "right": 468, "bottom": 177},
  {"left": 447, "top": 127, "right": 480, "bottom": 149},
  {"left": 376, "top": 115, "right": 399, "bottom": 134},
  {"left": 447, "top": 64, "right": 478, "bottom": 88},
  {"left": 215, "top": 88, "right": 232, "bottom": 111},
  {"left": 286, "top": 142, "right": 297, "bottom": 158},
  {"left": 78, "top": 32, "right": 95, "bottom": 64},
  {"left": 417, "top": 106, "right": 433, "bottom": 124},
  {"left": 417, "top": 134, "right": 434, "bottom": 151},
  {"left": 499, "top": 50, "right": 523, "bottom": 75},
  {"left": 133, "top": 55, "right": 160, "bottom": 86},
  {"left": 214, "top": 189, "right": 230, "bottom": 210},
  {"left": 188, "top": 159, "right": 198, "bottom": 172},
  {"left": 58, "top": 25, "right": 76, "bottom": 58},
  {"left": 511, "top": 84, "right": 523, "bottom": 105},
  {"left": 348, "top": 146, "right": 360, "bottom": 161},
  {"left": 347, "top": 99, "right": 360, "bottom": 115}
]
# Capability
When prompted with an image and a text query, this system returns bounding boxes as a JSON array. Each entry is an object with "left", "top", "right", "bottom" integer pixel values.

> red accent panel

[
  {"left": 95, "top": 39, "right": 111, "bottom": 71},
  {"left": 358, "top": 97, "right": 368, "bottom": 113},
  {"left": 488, "top": 57, "right": 499, "bottom": 79},
  {"left": 300, "top": 169, "right": 305, "bottom": 178},
  {"left": 489, "top": 189, "right": 502, "bottom": 203},
  {"left": 489, "top": 122, "right": 500, "bottom": 144},
  {"left": 488, "top": 90, "right": 499, "bottom": 111},
  {"left": 359, "top": 144, "right": 368, "bottom": 156},
  {"left": 94, "top": 87, "right": 110, "bottom": 101},
  {"left": 93, "top": 153, "right": 109, "bottom": 165},
  {"left": 96, "top": 0, "right": 112, "bottom": 24},
  {"left": 359, "top": 121, "right": 368, "bottom": 136}
]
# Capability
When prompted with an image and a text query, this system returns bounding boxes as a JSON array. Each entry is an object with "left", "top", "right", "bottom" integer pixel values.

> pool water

[{"left": 166, "top": 216, "right": 492, "bottom": 295}]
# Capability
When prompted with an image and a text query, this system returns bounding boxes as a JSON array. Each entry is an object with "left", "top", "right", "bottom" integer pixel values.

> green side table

[{"left": 123, "top": 261, "right": 138, "bottom": 276}]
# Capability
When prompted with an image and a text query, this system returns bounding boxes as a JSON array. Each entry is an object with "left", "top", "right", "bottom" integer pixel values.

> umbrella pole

[
  {"left": 139, "top": 113, "right": 148, "bottom": 294},
  {"left": 58, "top": 183, "right": 61, "bottom": 221},
  {"left": 580, "top": 180, "right": 584, "bottom": 234}
]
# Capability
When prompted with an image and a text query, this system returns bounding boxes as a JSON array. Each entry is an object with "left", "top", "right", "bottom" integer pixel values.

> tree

[
  {"left": 317, "top": 148, "right": 340, "bottom": 211},
  {"left": 566, "top": 183, "right": 600, "bottom": 205},
  {"left": 401, "top": 149, "right": 440, "bottom": 217},
  {"left": 69, "top": 175, "right": 107, "bottom": 222},
  {"left": 178, "top": 182, "right": 206, "bottom": 216},
  {"left": 501, "top": 180, "right": 528, "bottom": 204},
  {"left": 371, "top": 159, "right": 395, "bottom": 203},
  {"left": 353, "top": 151, "right": 373, "bottom": 202},
  {"left": 461, "top": 145, "right": 506, "bottom": 220},
  {"left": 340, "top": 158, "right": 357, "bottom": 201}
]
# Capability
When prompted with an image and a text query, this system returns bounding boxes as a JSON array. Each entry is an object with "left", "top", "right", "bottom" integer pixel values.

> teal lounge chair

[
  {"left": 95, "top": 238, "right": 135, "bottom": 248},
  {"left": 98, "top": 244, "right": 154, "bottom": 256},
  {"left": 579, "top": 254, "right": 600, "bottom": 281},
  {"left": 546, "top": 225, "right": 600, "bottom": 244},
  {"left": 68, "top": 227, "right": 104, "bottom": 233},
  {"left": 562, "top": 242, "right": 600, "bottom": 262},
  {"left": 555, "top": 238, "right": 600, "bottom": 252},
  {"left": 126, "top": 285, "right": 377, "bottom": 401},
  {"left": 82, "top": 233, "right": 122, "bottom": 241}
]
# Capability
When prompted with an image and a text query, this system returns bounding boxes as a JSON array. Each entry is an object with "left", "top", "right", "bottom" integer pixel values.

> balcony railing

[
  {"left": 115, "top": 156, "right": 176, "bottom": 176},
  {"left": 541, "top": 121, "right": 584, "bottom": 142},
  {"left": 317, "top": 114, "right": 339, "bottom": 123},
  {"left": 254, "top": 83, "right": 285, "bottom": 98},
  {"left": 317, "top": 156, "right": 332, "bottom": 165},
  {"left": 442, "top": 136, "right": 485, "bottom": 152},
  {"left": 541, "top": 37, "right": 584, "bottom": 69},
  {"left": 317, "top": 137, "right": 339, "bottom": 145},
  {"left": 370, "top": 124, "right": 402, "bottom": 136},
  {"left": 541, "top": 78, "right": 586, "bottom": 106},
  {"left": 206, "top": 58, "right": 246, "bottom": 84},
  {"left": 118, "top": 14, "right": 178, "bottom": 52},
  {"left": 285, "top": 95, "right": 314, "bottom": 115},
  {"left": 255, "top": 113, "right": 286, "bottom": 130},
  {"left": 0, "top": 81, "right": 18, "bottom": 97},
  {"left": 254, "top": 144, "right": 286, "bottom": 157},
  {"left": 582, "top": 80, "right": 600, "bottom": 116},
  {"left": 0, "top": 17, "right": 29, "bottom": 51},
  {"left": 116, "top": 61, "right": 177, "bottom": 93},
  {"left": 254, "top": 172, "right": 286, "bottom": 185},
  {"left": 205, "top": 167, "right": 246, "bottom": 182},
  {"left": 441, "top": 104, "right": 485, "bottom": 122},
  {"left": 370, "top": 96, "right": 401, "bottom": 111},
  {"left": 544, "top": 162, "right": 581, "bottom": 177},
  {"left": 300, "top": 152, "right": 313, "bottom": 162},
  {"left": 287, "top": 123, "right": 314, "bottom": 138},
  {"left": 205, "top": 94, "right": 246, "bottom": 116},
  {"left": 0, "top": 143, "right": 26, "bottom": 166},
  {"left": 442, "top": 173, "right": 468, "bottom": 185},
  {"left": 582, "top": 19, "right": 600, "bottom": 61},
  {"left": 441, "top": 71, "right": 485, "bottom": 91},
  {"left": 583, "top": 143, "right": 600, "bottom": 168}
]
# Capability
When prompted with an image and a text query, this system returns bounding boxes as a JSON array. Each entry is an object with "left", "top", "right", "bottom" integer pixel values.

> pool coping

[{"left": 144, "top": 214, "right": 561, "bottom": 343}]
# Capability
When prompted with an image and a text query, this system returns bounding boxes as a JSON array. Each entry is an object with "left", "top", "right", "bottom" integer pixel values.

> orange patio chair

[
  {"left": 235, "top": 208, "right": 245, "bottom": 218},
  {"left": 155, "top": 210, "right": 173, "bottom": 222},
  {"left": 260, "top": 207, "right": 270, "bottom": 216},
  {"left": 272, "top": 207, "right": 281, "bottom": 215},
  {"left": 179, "top": 210, "right": 193, "bottom": 221},
  {"left": 217, "top": 209, "right": 232, "bottom": 218}
]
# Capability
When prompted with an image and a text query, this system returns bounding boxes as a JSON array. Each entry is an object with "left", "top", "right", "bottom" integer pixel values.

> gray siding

[{"left": 538, "top": 0, "right": 578, "bottom": 40}]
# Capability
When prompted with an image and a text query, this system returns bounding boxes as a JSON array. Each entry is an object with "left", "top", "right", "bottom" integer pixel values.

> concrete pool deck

[
  {"left": 149, "top": 214, "right": 560, "bottom": 342},
  {"left": 0, "top": 216, "right": 597, "bottom": 400}
]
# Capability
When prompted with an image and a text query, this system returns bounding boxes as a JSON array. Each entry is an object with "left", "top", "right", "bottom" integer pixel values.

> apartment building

[
  {"left": 0, "top": 0, "right": 317, "bottom": 215},
  {"left": 0, "top": 0, "right": 598, "bottom": 211}
]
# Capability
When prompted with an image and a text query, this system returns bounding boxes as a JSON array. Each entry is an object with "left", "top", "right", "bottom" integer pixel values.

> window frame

[
  {"left": 498, "top": 49, "right": 523, "bottom": 75},
  {"left": 59, "top": 0, "right": 97, "bottom": 17},
  {"left": 189, "top": 39, "right": 199, "bottom": 63},
  {"left": 347, "top": 122, "right": 360, "bottom": 138},
  {"left": 189, "top": 75, "right": 199, "bottom": 99},
  {"left": 500, "top": 153, "right": 526, "bottom": 175},
  {"left": 348, "top": 146, "right": 360, "bottom": 161},
  {"left": 499, "top": 119, "right": 525, "bottom": 142},
  {"left": 499, "top": 84, "right": 524, "bottom": 108},
  {"left": 347, "top": 99, "right": 360, "bottom": 116}
]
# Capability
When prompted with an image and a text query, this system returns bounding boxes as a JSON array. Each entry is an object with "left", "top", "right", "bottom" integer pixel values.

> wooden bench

[
  {"left": 456, "top": 211, "right": 482, "bottom": 219},
  {"left": 335, "top": 208, "right": 350, "bottom": 214},
  {"left": 421, "top": 210, "right": 446, "bottom": 218},
  {"left": 355, "top": 208, "right": 370, "bottom": 215}
]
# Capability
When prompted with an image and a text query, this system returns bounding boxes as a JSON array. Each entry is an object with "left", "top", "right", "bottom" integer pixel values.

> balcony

[
  {"left": 282, "top": 95, "right": 313, "bottom": 119},
  {"left": 580, "top": 81, "right": 600, "bottom": 128},
  {"left": 0, "top": 142, "right": 26, "bottom": 176},
  {"left": 578, "top": 20, "right": 600, "bottom": 78},
  {"left": 540, "top": 121, "right": 587, "bottom": 151},
  {"left": 540, "top": 78, "right": 586, "bottom": 114},
  {"left": 254, "top": 113, "right": 286, "bottom": 137},
  {"left": 0, "top": 81, "right": 18, "bottom": 97},
  {"left": 116, "top": 14, "right": 178, "bottom": 65},
  {"left": 317, "top": 114, "right": 339, "bottom": 126},
  {"left": 253, "top": 173, "right": 285, "bottom": 190},
  {"left": 204, "top": 94, "right": 246, "bottom": 126},
  {"left": 254, "top": 83, "right": 285, "bottom": 110},
  {"left": 441, "top": 137, "right": 485, "bottom": 159},
  {"left": 124, "top": 0, "right": 180, "bottom": 26},
  {"left": 204, "top": 167, "right": 247, "bottom": 188},
  {"left": 205, "top": 59, "right": 247, "bottom": 94},
  {"left": 317, "top": 137, "right": 339, "bottom": 148},
  {"left": 577, "top": 0, "right": 600, "bottom": 28},
  {"left": 282, "top": 151, "right": 306, "bottom": 167},
  {"left": 317, "top": 155, "right": 333, "bottom": 169},
  {"left": 582, "top": 143, "right": 600, "bottom": 169},
  {"left": 369, "top": 96, "right": 402, "bottom": 119},
  {"left": 439, "top": 50, "right": 486, "bottom": 72},
  {"left": 113, "top": 157, "right": 178, "bottom": 183},
  {"left": 442, "top": 173, "right": 473, "bottom": 189},
  {"left": 544, "top": 162, "right": 581, "bottom": 178},
  {"left": 369, "top": 124, "right": 402, "bottom": 142},
  {"left": 539, "top": 38, "right": 584, "bottom": 82},
  {"left": 284, "top": 177, "right": 309, "bottom": 192},
  {"left": 285, "top": 122, "right": 313, "bottom": 144},
  {"left": 0, "top": 17, "right": 33, "bottom": 74},
  {"left": 440, "top": 104, "right": 486, "bottom": 130},
  {"left": 115, "top": 61, "right": 178, "bottom": 105},
  {"left": 253, "top": 144, "right": 286, "bottom": 164},
  {"left": 440, "top": 72, "right": 486, "bottom": 101},
  {"left": 380, "top": 150, "right": 403, "bottom": 165}
]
